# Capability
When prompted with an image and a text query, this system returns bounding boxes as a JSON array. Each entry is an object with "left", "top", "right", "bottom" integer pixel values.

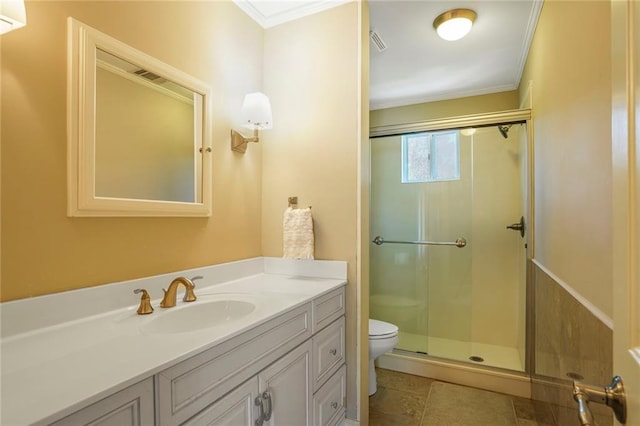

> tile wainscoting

[{"left": 530, "top": 260, "right": 613, "bottom": 425}]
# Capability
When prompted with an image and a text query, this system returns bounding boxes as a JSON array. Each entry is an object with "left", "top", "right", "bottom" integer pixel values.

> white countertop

[{"left": 0, "top": 258, "right": 347, "bottom": 425}]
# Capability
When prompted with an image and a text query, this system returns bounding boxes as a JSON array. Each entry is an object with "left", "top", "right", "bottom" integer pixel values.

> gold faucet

[
  {"left": 159, "top": 276, "right": 201, "bottom": 308},
  {"left": 134, "top": 289, "right": 154, "bottom": 315}
]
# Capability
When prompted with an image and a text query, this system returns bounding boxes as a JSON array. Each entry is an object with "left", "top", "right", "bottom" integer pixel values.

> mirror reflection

[{"left": 95, "top": 49, "right": 200, "bottom": 203}]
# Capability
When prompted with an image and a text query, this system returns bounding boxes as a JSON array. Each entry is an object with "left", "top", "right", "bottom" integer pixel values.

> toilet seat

[{"left": 369, "top": 319, "right": 398, "bottom": 340}]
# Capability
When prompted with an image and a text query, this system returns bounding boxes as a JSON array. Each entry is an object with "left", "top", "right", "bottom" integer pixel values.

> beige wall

[
  {"left": 1, "top": 1, "right": 265, "bottom": 301},
  {"left": 519, "top": 0, "right": 612, "bottom": 316},
  {"left": 370, "top": 90, "right": 520, "bottom": 128},
  {"left": 261, "top": 2, "right": 363, "bottom": 418}
]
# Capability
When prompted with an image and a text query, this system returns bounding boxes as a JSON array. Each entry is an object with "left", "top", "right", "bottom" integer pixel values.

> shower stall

[{"left": 369, "top": 111, "right": 531, "bottom": 377}]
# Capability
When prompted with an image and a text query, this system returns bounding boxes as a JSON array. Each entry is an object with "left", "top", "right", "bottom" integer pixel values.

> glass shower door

[{"left": 370, "top": 124, "right": 527, "bottom": 372}]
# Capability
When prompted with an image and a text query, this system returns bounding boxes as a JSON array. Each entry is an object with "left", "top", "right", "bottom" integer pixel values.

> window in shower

[{"left": 401, "top": 130, "right": 460, "bottom": 183}]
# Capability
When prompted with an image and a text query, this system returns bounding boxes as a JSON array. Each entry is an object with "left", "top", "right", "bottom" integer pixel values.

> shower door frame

[{"left": 368, "top": 108, "right": 535, "bottom": 386}]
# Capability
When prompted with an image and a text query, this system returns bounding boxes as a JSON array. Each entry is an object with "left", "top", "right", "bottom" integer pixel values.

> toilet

[{"left": 368, "top": 318, "right": 399, "bottom": 395}]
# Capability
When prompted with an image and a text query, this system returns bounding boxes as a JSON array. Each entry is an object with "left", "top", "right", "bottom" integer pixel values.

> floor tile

[
  {"left": 517, "top": 419, "right": 538, "bottom": 426},
  {"left": 369, "top": 386, "right": 427, "bottom": 422},
  {"left": 422, "top": 382, "right": 517, "bottom": 426},
  {"left": 369, "top": 409, "right": 422, "bottom": 426},
  {"left": 376, "top": 368, "right": 434, "bottom": 396},
  {"left": 370, "top": 369, "right": 561, "bottom": 426}
]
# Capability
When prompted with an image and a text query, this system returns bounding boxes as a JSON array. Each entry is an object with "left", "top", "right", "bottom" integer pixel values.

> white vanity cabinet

[
  {"left": 163, "top": 287, "right": 346, "bottom": 426},
  {"left": 41, "top": 286, "right": 345, "bottom": 426},
  {"left": 1, "top": 259, "right": 349, "bottom": 426}
]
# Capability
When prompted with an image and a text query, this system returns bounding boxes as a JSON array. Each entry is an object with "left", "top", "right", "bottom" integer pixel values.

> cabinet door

[
  {"left": 183, "top": 378, "right": 259, "bottom": 426},
  {"left": 258, "top": 340, "right": 312, "bottom": 426}
]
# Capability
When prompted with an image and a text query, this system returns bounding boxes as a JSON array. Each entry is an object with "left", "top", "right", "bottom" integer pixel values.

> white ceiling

[{"left": 234, "top": 0, "right": 543, "bottom": 110}]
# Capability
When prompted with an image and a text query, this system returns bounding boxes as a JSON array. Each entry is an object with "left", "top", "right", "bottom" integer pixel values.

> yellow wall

[
  {"left": 261, "top": 2, "right": 363, "bottom": 418},
  {"left": 1, "top": 1, "right": 265, "bottom": 301},
  {"left": 519, "top": 0, "right": 612, "bottom": 316},
  {"left": 370, "top": 90, "right": 520, "bottom": 128}
]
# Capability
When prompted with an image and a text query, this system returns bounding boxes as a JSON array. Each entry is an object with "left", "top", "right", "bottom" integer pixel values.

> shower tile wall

[{"left": 531, "top": 261, "right": 612, "bottom": 425}]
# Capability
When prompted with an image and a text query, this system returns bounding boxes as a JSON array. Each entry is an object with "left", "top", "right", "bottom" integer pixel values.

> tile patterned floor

[{"left": 369, "top": 368, "right": 557, "bottom": 426}]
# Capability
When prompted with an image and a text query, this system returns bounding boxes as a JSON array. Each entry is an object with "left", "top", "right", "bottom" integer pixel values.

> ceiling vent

[{"left": 369, "top": 29, "right": 387, "bottom": 52}]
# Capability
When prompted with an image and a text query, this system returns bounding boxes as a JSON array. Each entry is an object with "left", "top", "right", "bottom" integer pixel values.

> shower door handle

[
  {"left": 372, "top": 236, "right": 467, "bottom": 248},
  {"left": 506, "top": 216, "right": 526, "bottom": 238}
]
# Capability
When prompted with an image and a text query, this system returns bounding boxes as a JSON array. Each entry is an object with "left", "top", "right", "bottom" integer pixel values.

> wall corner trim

[{"left": 532, "top": 259, "right": 613, "bottom": 329}]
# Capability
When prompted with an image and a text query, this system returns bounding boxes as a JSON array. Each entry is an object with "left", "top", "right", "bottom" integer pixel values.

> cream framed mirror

[{"left": 67, "top": 18, "right": 212, "bottom": 217}]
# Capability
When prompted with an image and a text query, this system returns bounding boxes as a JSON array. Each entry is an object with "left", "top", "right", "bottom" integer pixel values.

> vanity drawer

[
  {"left": 312, "top": 287, "right": 345, "bottom": 333},
  {"left": 312, "top": 365, "right": 346, "bottom": 426},
  {"left": 157, "top": 303, "right": 311, "bottom": 426},
  {"left": 312, "top": 316, "right": 345, "bottom": 392}
]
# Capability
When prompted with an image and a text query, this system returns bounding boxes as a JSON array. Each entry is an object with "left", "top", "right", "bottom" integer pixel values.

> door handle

[
  {"left": 254, "top": 390, "right": 273, "bottom": 425},
  {"left": 262, "top": 390, "right": 273, "bottom": 421},
  {"left": 572, "top": 376, "right": 626, "bottom": 425},
  {"left": 255, "top": 395, "right": 264, "bottom": 426},
  {"left": 506, "top": 216, "right": 526, "bottom": 238}
]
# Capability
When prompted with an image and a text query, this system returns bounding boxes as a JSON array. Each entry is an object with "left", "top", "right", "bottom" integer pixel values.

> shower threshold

[{"left": 396, "top": 331, "right": 524, "bottom": 372}]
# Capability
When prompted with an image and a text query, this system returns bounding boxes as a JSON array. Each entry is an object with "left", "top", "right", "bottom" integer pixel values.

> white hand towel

[{"left": 283, "top": 207, "right": 314, "bottom": 260}]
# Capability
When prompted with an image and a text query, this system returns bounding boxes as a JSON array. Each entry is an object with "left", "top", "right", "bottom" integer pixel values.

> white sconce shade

[
  {"left": 433, "top": 9, "right": 476, "bottom": 41},
  {"left": 231, "top": 92, "right": 273, "bottom": 153},
  {"left": 0, "top": 0, "right": 27, "bottom": 35},
  {"left": 241, "top": 92, "right": 272, "bottom": 130}
]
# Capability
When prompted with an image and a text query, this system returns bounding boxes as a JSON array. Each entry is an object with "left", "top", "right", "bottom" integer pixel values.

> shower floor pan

[{"left": 397, "top": 331, "right": 524, "bottom": 372}]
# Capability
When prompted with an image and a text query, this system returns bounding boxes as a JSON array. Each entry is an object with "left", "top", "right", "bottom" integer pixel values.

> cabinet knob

[
  {"left": 329, "top": 348, "right": 337, "bottom": 356},
  {"left": 331, "top": 401, "right": 338, "bottom": 409}
]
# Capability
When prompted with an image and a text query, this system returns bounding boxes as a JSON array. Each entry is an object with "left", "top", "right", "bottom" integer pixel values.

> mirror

[{"left": 67, "top": 18, "right": 212, "bottom": 216}]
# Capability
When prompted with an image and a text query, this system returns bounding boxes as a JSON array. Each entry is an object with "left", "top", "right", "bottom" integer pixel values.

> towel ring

[{"left": 288, "top": 196, "right": 311, "bottom": 209}]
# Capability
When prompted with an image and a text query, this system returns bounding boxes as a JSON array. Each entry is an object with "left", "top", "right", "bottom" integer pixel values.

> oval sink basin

[{"left": 142, "top": 299, "right": 256, "bottom": 334}]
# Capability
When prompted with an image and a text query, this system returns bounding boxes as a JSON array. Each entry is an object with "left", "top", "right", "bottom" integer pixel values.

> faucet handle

[{"left": 134, "top": 289, "right": 154, "bottom": 315}]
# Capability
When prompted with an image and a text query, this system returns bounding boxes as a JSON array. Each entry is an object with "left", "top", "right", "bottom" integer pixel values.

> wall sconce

[
  {"left": 433, "top": 8, "right": 476, "bottom": 41},
  {"left": 0, "top": 0, "right": 27, "bottom": 35},
  {"left": 231, "top": 92, "right": 272, "bottom": 153}
]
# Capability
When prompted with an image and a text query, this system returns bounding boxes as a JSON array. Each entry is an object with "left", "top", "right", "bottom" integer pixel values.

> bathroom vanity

[{"left": 0, "top": 258, "right": 347, "bottom": 426}]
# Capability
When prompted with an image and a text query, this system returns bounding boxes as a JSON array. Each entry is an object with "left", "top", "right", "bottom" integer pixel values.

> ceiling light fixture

[{"left": 433, "top": 8, "right": 477, "bottom": 41}]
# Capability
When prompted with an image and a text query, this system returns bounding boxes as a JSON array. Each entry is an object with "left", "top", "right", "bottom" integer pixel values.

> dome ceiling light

[{"left": 433, "top": 8, "right": 477, "bottom": 41}]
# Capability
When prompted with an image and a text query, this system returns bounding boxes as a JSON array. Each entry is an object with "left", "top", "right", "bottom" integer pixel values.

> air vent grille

[
  {"left": 133, "top": 69, "right": 165, "bottom": 83},
  {"left": 370, "top": 29, "right": 387, "bottom": 52}
]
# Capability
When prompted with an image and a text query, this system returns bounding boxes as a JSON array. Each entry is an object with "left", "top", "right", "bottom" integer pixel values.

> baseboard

[
  {"left": 342, "top": 417, "right": 360, "bottom": 426},
  {"left": 377, "top": 352, "right": 531, "bottom": 398}
]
